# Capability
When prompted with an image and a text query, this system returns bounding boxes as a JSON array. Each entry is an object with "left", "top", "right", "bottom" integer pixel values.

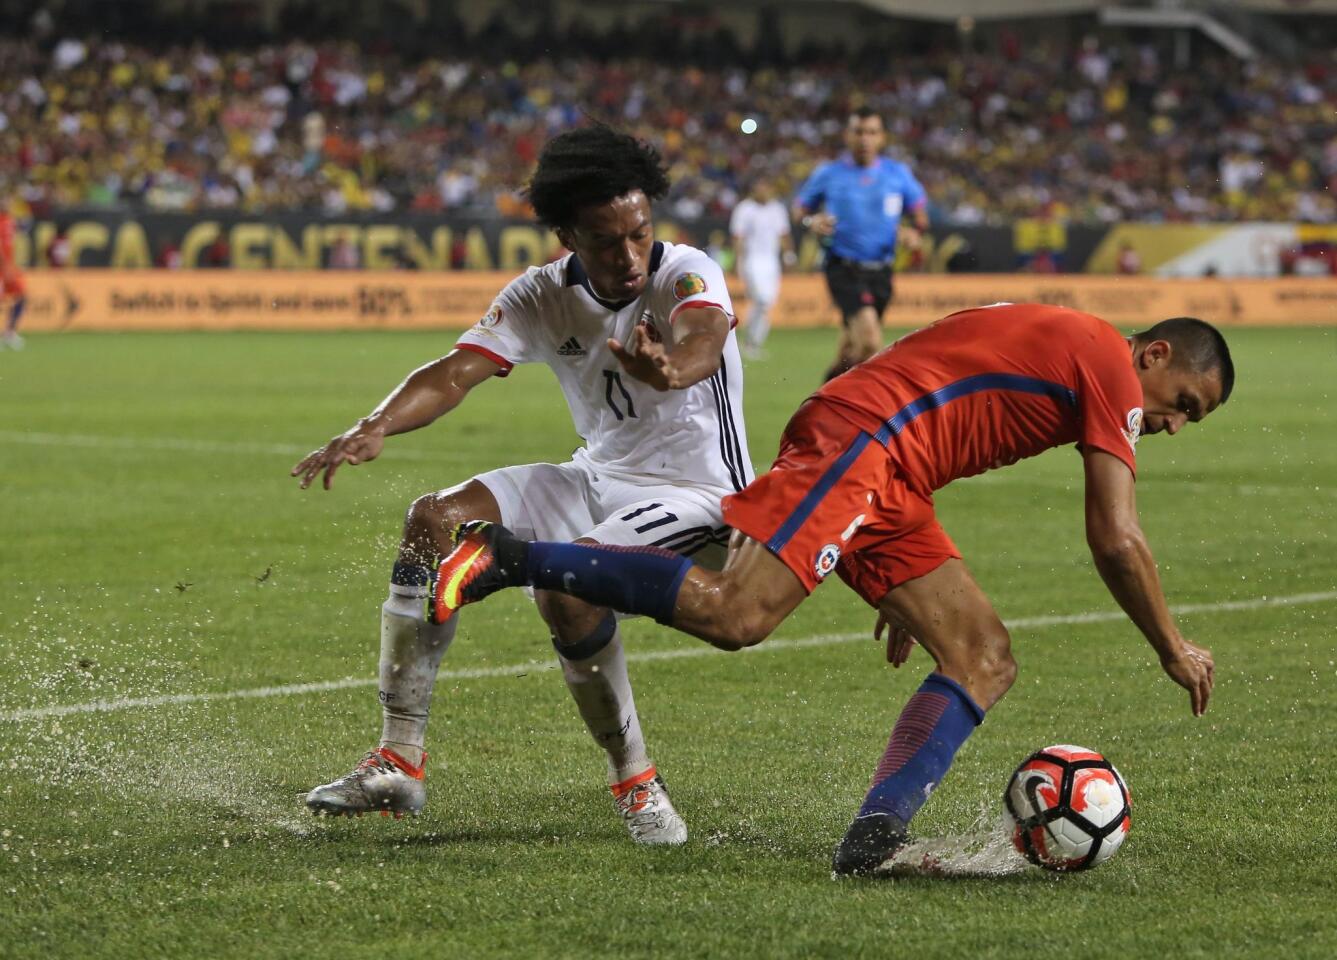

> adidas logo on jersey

[{"left": 558, "top": 336, "right": 586, "bottom": 356}]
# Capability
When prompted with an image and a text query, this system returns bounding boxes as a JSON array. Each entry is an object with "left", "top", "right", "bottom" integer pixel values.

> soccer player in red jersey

[
  {"left": 435, "top": 302, "right": 1233, "bottom": 875},
  {"left": 0, "top": 208, "right": 27, "bottom": 350}
]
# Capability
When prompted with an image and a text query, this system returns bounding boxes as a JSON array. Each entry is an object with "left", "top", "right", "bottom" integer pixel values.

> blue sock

[
  {"left": 526, "top": 542, "right": 692, "bottom": 625},
  {"left": 7, "top": 296, "right": 25, "bottom": 332},
  {"left": 858, "top": 672, "right": 985, "bottom": 823},
  {"left": 551, "top": 611, "right": 617, "bottom": 661}
]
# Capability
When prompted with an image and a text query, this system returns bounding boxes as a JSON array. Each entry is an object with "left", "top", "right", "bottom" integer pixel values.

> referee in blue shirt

[{"left": 795, "top": 107, "right": 929, "bottom": 382}]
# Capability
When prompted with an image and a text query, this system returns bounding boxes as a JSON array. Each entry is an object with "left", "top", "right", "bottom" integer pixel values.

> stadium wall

[
  {"left": 18, "top": 271, "right": 1337, "bottom": 332},
  {"left": 16, "top": 213, "right": 1337, "bottom": 276}
]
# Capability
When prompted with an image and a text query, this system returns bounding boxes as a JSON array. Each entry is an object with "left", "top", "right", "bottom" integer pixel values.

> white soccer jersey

[
  {"left": 454, "top": 242, "right": 752, "bottom": 494},
  {"left": 729, "top": 198, "right": 791, "bottom": 266}
]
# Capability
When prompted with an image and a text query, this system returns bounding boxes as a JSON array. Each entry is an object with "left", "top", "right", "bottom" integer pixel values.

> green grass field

[{"left": 2, "top": 326, "right": 1334, "bottom": 959}]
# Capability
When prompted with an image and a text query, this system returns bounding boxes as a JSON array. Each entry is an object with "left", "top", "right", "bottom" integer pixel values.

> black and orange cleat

[
  {"left": 428, "top": 521, "right": 529, "bottom": 625},
  {"left": 832, "top": 812, "right": 909, "bottom": 877}
]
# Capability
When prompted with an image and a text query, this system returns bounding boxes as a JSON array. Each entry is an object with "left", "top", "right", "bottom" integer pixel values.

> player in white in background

[
  {"left": 729, "top": 177, "right": 794, "bottom": 359},
  {"left": 293, "top": 125, "right": 751, "bottom": 845}
]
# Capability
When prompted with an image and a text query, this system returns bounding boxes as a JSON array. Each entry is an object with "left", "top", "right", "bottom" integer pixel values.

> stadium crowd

[{"left": 0, "top": 28, "right": 1334, "bottom": 225}]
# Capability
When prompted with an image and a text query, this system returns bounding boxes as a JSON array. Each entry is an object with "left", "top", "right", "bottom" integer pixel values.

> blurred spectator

[
  {"left": 1116, "top": 241, "right": 1141, "bottom": 275},
  {"left": 329, "top": 235, "right": 360, "bottom": 269},
  {"left": 200, "top": 234, "right": 230, "bottom": 268},
  {"left": 1027, "top": 248, "right": 1061, "bottom": 274},
  {"left": 156, "top": 237, "right": 182, "bottom": 269},
  {"left": 46, "top": 226, "right": 70, "bottom": 267},
  {"left": 0, "top": 31, "right": 1332, "bottom": 225},
  {"left": 449, "top": 235, "right": 468, "bottom": 270},
  {"left": 0, "top": 204, "right": 26, "bottom": 348},
  {"left": 1279, "top": 238, "right": 1337, "bottom": 275}
]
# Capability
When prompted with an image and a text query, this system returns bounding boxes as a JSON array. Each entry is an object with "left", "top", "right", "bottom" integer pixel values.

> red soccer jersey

[
  {"left": 815, "top": 303, "right": 1144, "bottom": 494},
  {"left": 0, "top": 214, "right": 14, "bottom": 262}
]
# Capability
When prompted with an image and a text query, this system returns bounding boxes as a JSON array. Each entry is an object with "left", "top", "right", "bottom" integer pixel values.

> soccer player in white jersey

[
  {"left": 729, "top": 177, "right": 794, "bottom": 359},
  {"left": 293, "top": 126, "right": 752, "bottom": 845}
]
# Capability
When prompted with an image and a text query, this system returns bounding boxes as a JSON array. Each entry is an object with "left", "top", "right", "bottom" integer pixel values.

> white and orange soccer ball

[{"left": 1002, "top": 744, "right": 1131, "bottom": 872}]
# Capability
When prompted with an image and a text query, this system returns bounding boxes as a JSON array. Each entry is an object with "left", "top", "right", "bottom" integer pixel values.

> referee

[{"left": 795, "top": 107, "right": 928, "bottom": 382}]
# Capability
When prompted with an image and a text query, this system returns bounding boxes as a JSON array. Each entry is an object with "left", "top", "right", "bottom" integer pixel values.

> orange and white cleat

[
  {"left": 305, "top": 747, "right": 427, "bottom": 818},
  {"left": 428, "top": 521, "right": 527, "bottom": 624},
  {"left": 611, "top": 766, "right": 687, "bottom": 846}
]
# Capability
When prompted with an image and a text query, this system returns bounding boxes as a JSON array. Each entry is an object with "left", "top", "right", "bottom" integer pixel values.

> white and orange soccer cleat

[
  {"left": 305, "top": 747, "right": 427, "bottom": 818},
  {"left": 611, "top": 766, "right": 687, "bottom": 846}
]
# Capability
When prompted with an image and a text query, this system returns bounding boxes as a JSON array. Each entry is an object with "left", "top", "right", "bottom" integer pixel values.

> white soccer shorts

[
  {"left": 475, "top": 459, "right": 732, "bottom": 570},
  {"left": 740, "top": 259, "right": 781, "bottom": 308}
]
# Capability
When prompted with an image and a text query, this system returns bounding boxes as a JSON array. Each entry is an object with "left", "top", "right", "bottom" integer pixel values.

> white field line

[
  {"left": 4, "top": 589, "right": 1335, "bottom": 723},
  {"left": 6, "top": 430, "right": 1329, "bottom": 500},
  {"left": 0, "top": 430, "right": 468, "bottom": 463}
]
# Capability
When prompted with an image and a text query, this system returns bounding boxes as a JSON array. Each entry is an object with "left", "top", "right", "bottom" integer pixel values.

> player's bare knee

[
  {"left": 536, "top": 589, "right": 607, "bottom": 644},
  {"left": 932, "top": 620, "right": 1014, "bottom": 707},
  {"left": 402, "top": 492, "right": 458, "bottom": 556},
  {"left": 987, "top": 648, "right": 1018, "bottom": 697},
  {"left": 975, "top": 627, "right": 1017, "bottom": 703}
]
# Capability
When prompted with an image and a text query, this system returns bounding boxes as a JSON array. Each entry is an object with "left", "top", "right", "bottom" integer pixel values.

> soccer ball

[{"left": 1002, "top": 744, "right": 1131, "bottom": 872}]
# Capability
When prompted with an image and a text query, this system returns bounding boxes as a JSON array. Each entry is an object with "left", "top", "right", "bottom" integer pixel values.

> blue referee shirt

[{"left": 795, "top": 154, "right": 926, "bottom": 263}]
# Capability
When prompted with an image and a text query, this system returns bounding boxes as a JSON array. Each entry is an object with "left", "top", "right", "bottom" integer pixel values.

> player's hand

[
  {"left": 608, "top": 324, "right": 674, "bottom": 391},
  {"left": 1160, "top": 639, "right": 1215, "bottom": 717},
  {"left": 874, "top": 612, "right": 919, "bottom": 668},
  {"left": 806, "top": 213, "right": 837, "bottom": 237},
  {"left": 291, "top": 420, "right": 386, "bottom": 490}
]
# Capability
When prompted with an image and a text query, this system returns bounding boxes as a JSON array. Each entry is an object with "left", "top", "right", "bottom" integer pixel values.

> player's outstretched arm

[
  {"left": 1083, "top": 449, "right": 1215, "bottom": 716},
  {"left": 292, "top": 348, "right": 502, "bottom": 490},
  {"left": 607, "top": 305, "right": 730, "bottom": 391}
]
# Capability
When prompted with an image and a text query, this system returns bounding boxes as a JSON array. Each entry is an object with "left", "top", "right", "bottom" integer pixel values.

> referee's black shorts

[{"left": 824, "top": 256, "right": 893, "bottom": 325}]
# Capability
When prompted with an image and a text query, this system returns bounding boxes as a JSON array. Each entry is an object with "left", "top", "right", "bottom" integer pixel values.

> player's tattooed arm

[
  {"left": 292, "top": 348, "right": 501, "bottom": 490},
  {"left": 607, "top": 305, "right": 730, "bottom": 392},
  {"left": 1082, "top": 449, "right": 1215, "bottom": 716}
]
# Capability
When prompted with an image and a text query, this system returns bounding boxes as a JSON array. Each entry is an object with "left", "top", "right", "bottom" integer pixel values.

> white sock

[
  {"left": 378, "top": 583, "right": 457, "bottom": 767},
  {"left": 747, "top": 302, "right": 771, "bottom": 349},
  {"left": 558, "top": 627, "right": 651, "bottom": 785}
]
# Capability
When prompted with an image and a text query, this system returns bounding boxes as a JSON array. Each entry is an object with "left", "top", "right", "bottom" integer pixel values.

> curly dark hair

[{"left": 525, "top": 125, "right": 670, "bottom": 230}]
